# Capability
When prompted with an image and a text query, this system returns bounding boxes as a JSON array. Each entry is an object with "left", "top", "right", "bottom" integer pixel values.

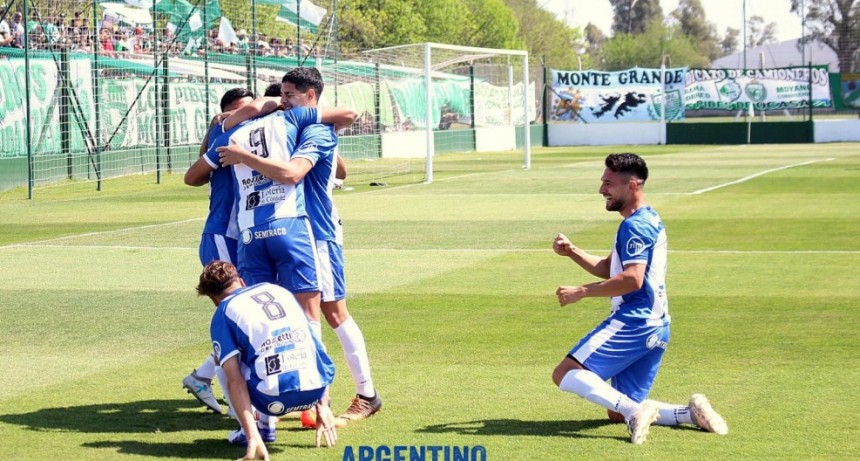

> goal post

[{"left": 350, "top": 42, "right": 534, "bottom": 184}]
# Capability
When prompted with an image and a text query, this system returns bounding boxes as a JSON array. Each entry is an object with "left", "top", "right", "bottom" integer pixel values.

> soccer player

[
  {"left": 186, "top": 101, "right": 356, "bottom": 357},
  {"left": 196, "top": 260, "right": 338, "bottom": 460},
  {"left": 218, "top": 67, "right": 382, "bottom": 423},
  {"left": 551, "top": 153, "right": 728, "bottom": 445},
  {"left": 181, "top": 88, "right": 255, "bottom": 415}
]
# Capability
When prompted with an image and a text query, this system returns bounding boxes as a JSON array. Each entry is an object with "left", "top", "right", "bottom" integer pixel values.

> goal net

[{"left": 320, "top": 42, "right": 535, "bottom": 186}]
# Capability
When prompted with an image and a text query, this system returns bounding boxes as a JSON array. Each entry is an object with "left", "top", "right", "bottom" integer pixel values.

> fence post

[
  {"left": 91, "top": 1, "right": 102, "bottom": 191},
  {"left": 24, "top": 0, "right": 33, "bottom": 198},
  {"left": 161, "top": 51, "right": 171, "bottom": 177},
  {"left": 374, "top": 62, "right": 381, "bottom": 153},
  {"left": 60, "top": 47, "right": 71, "bottom": 179}
]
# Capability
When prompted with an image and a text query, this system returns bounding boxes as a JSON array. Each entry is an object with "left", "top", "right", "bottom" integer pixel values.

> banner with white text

[
  {"left": 685, "top": 67, "right": 832, "bottom": 110},
  {"left": 550, "top": 67, "right": 687, "bottom": 123}
]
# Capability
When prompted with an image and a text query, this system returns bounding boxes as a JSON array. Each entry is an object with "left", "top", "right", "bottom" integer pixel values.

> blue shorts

[
  {"left": 251, "top": 386, "right": 327, "bottom": 417},
  {"left": 199, "top": 233, "right": 238, "bottom": 266},
  {"left": 238, "top": 217, "right": 320, "bottom": 293},
  {"left": 317, "top": 240, "right": 346, "bottom": 302},
  {"left": 569, "top": 318, "right": 670, "bottom": 402}
]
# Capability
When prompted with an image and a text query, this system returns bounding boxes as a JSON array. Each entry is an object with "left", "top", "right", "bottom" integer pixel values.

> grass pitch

[{"left": 1, "top": 143, "right": 858, "bottom": 461}]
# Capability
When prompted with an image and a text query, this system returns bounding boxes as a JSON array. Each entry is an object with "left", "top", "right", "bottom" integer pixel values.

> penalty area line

[{"left": 690, "top": 158, "right": 835, "bottom": 195}]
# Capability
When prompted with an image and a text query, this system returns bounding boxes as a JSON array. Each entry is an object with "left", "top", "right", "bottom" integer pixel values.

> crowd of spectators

[{"left": 0, "top": 10, "right": 322, "bottom": 61}]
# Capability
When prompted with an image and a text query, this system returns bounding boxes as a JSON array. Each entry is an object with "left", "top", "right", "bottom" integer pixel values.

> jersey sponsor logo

[
  {"left": 260, "top": 328, "right": 307, "bottom": 353},
  {"left": 279, "top": 349, "right": 310, "bottom": 370},
  {"left": 626, "top": 236, "right": 647, "bottom": 256},
  {"left": 265, "top": 354, "right": 283, "bottom": 375},
  {"left": 245, "top": 186, "right": 287, "bottom": 211},
  {"left": 268, "top": 401, "right": 285, "bottom": 415},
  {"left": 645, "top": 334, "right": 668, "bottom": 350},
  {"left": 253, "top": 226, "right": 288, "bottom": 240},
  {"left": 241, "top": 229, "right": 253, "bottom": 244},
  {"left": 241, "top": 174, "right": 272, "bottom": 190}
]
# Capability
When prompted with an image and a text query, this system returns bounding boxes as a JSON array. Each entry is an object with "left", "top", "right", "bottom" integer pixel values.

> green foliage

[
  {"left": 597, "top": 19, "right": 709, "bottom": 70},
  {"left": 671, "top": 0, "right": 721, "bottom": 61},
  {"left": 791, "top": 0, "right": 860, "bottom": 72},
  {"left": 610, "top": 0, "right": 663, "bottom": 35},
  {"left": 505, "top": 0, "right": 587, "bottom": 69}
]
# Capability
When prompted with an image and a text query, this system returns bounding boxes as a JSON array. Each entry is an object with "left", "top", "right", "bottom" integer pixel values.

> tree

[
  {"left": 746, "top": 15, "right": 779, "bottom": 47},
  {"left": 461, "top": 0, "right": 521, "bottom": 49},
  {"left": 610, "top": 0, "right": 664, "bottom": 35},
  {"left": 671, "top": 0, "right": 721, "bottom": 61},
  {"left": 413, "top": 0, "right": 473, "bottom": 44},
  {"left": 791, "top": 0, "right": 860, "bottom": 72},
  {"left": 721, "top": 27, "right": 740, "bottom": 55},
  {"left": 583, "top": 22, "right": 607, "bottom": 61},
  {"left": 598, "top": 19, "right": 709, "bottom": 70},
  {"left": 337, "top": 0, "right": 426, "bottom": 50},
  {"left": 506, "top": 0, "right": 588, "bottom": 69}
]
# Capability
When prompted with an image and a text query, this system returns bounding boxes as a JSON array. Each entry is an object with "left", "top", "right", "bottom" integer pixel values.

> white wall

[
  {"left": 381, "top": 131, "right": 428, "bottom": 158},
  {"left": 814, "top": 120, "right": 860, "bottom": 142},
  {"left": 475, "top": 126, "right": 516, "bottom": 152},
  {"left": 548, "top": 123, "right": 664, "bottom": 146}
]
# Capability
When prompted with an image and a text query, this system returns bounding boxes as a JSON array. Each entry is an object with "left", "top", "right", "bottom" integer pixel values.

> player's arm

[
  {"left": 324, "top": 107, "right": 358, "bottom": 132},
  {"left": 223, "top": 97, "right": 282, "bottom": 131},
  {"left": 199, "top": 112, "right": 234, "bottom": 156},
  {"left": 556, "top": 263, "right": 645, "bottom": 307},
  {"left": 552, "top": 233, "right": 610, "bottom": 279},
  {"left": 335, "top": 154, "right": 347, "bottom": 180},
  {"left": 184, "top": 155, "right": 216, "bottom": 186},
  {"left": 217, "top": 140, "right": 313, "bottom": 185},
  {"left": 221, "top": 356, "right": 270, "bottom": 460}
]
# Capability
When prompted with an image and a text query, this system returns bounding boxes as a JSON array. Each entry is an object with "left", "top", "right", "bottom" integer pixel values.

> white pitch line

[
  {"left": 0, "top": 218, "right": 203, "bottom": 249},
  {"left": 690, "top": 158, "right": 835, "bottom": 195}
]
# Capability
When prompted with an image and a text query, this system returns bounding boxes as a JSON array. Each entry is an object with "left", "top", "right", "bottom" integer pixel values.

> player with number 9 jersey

[{"left": 202, "top": 107, "right": 323, "bottom": 290}]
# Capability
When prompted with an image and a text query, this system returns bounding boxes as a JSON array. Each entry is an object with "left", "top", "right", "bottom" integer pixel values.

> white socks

[
  {"left": 653, "top": 402, "right": 693, "bottom": 426},
  {"left": 334, "top": 317, "right": 375, "bottom": 397},
  {"left": 195, "top": 354, "right": 217, "bottom": 381},
  {"left": 558, "top": 369, "right": 639, "bottom": 419}
]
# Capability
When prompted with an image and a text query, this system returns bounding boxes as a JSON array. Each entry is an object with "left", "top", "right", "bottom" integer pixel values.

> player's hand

[
  {"left": 557, "top": 285, "right": 586, "bottom": 306},
  {"left": 217, "top": 141, "right": 252, "bottom": 166},
  {"left": 239, "top": 435, "right": 270, "bottom": 461},
  {"left": 314, "top": 404, "right": 338, "bottom": 448},
  {"left": 553, "top": 233, "right": 575, "bottom": 257}
]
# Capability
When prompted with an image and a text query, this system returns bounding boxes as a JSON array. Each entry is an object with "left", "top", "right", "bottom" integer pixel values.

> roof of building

[{"left": 711, "top": 38, "right": 840, "bottom": 72}]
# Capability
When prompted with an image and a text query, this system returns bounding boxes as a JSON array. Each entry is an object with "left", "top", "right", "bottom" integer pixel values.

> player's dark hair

[
  {"left": 220, "top": 88, "right": 255, "bottom": 112},
  {"left": 197, "top": 261, "right": 239, "bottom": 297},
  {"left": 605, "top": 153, "right": 648, "bottom": 183},
  {"left": 264, "top": 82, "right": 282, "bottom": 97},
  {"left": 282, "top": 66, "right": 324, "bottom": 97}
]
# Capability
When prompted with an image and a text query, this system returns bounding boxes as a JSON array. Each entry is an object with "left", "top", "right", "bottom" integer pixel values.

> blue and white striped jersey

[
  {"left": 609, "top": 206, "right": 670, "bottom": 326},
  {"left": 210, "top": 282, "right": 335, "bottom": 397},
  {"left": 203, "top": 107, "right": 322, "bottom": 231},
  {"left": 201, "top": 123, "right": 239, "bottom": 240},
  {"left": 292, "top": 124, "right": 343, "bottom": 244}
]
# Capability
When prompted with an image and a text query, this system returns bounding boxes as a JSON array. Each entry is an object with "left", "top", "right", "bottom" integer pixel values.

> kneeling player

[{"left": 196, "top": 261, "right": 338, "bottom": 459}]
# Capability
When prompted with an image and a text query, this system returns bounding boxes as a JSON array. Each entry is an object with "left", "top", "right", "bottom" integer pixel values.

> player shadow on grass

[
  {"left": 0, "top": 399, "right": 235, "bottom": 434},
  {"left": 417, "top": 418, "right": 626, "bottom": 441},
  {"left": 82, "top": 439, "right": 284, "bottom": 459}
]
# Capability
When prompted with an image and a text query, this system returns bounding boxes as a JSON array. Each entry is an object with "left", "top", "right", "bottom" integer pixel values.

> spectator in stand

[
  {"left": 98, "top": 27, "right": 115, "bottom": 57},
  {"left": 11, "top": 12, "right": 24, "bottom": 48},
  {"left": 0, "top": 16, "right": 13, "bottom": 47}
]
